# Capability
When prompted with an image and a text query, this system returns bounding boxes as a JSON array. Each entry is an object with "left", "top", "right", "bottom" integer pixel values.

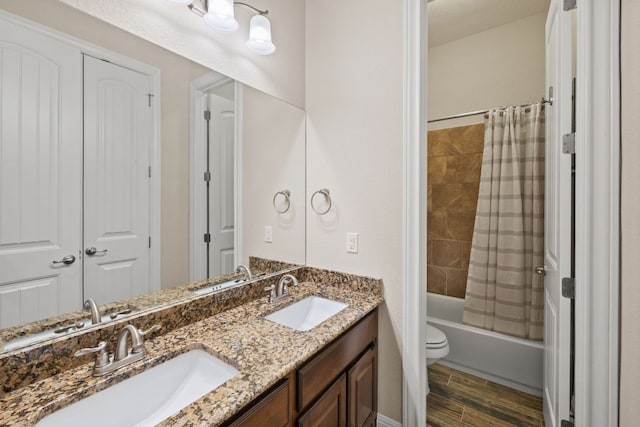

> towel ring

[
  {"left": 273, "top": 190, "right": 291, "bottom": 213},
  {"left": 311, "top": 189, "right": 332, "bottom": 215}
]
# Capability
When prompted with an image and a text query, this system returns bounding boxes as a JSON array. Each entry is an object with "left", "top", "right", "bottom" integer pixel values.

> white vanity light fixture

[
  {"left": 246, "top": 14, "right": 275, "bottom": 55},
  {"left": 203, "top": 0, "right": 239, "bottom": 32},
  {"left": 168, "top": 0, "right": 275, "bottom": 55}
]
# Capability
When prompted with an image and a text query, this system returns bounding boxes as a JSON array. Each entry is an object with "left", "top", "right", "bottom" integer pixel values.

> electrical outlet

[
  {"left": 346, "top": 232, "right": 358, "bottom": 253},
  {"left": 264, "top": 226, "right": 273, "bottom": 243}
]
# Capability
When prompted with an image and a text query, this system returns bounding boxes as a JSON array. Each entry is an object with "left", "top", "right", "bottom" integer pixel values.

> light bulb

[
  {"left": 246, "top": 15, "right": 275, "bottom": 55},
  {"left": 204, "top": 0, "right": 239, "bottom": 32}
]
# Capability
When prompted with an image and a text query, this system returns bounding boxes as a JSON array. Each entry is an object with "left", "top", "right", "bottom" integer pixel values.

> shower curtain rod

[{"left": 427, "top": 97, "right": 552, "bottom": 124}]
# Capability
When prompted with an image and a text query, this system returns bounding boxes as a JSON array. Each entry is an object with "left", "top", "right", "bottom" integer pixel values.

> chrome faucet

[
  {"left": 74, "top": 324, "right": 161, "bottom": 376},
  {"left": 265, "top": 274, "right": 298, "bottom": 304},
  {"left": 84, "top": 298, "right": 102, "bottom": 324},
  {"left": 235, "top": 264, "right": 253, "bottom": 281}
]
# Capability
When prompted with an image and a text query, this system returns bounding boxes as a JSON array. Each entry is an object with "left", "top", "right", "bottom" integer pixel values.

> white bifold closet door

[
  {"left": 0, "top": 19, "right": 83, "bottom": 329},
  {"left": 82, "top": 55, "right": 152, "bottom": 305}
]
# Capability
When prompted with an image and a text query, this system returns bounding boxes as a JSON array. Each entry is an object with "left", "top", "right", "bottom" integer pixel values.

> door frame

[
  {"left": 189, "top": 73, "right": 242, "bottom": 281},
  {"left": 402, "top": 0, "right": 620, "bottom": 425},
  {"left": 574, "top": 1, "right": 620, "bottom": 425},
  {"left": 0, "top": 9, "right": 162, "bottom": 293}
]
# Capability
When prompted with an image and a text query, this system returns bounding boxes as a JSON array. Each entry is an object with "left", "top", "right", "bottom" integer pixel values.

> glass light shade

[
  {"left": 204, "top": 0, "right": 239, "bottom": 33},
  {"left": 246, "top": 15, "right": 276, "bottom": 55},
  {"left": 167, "top": 0, "right": 193, "bottom": 4}
]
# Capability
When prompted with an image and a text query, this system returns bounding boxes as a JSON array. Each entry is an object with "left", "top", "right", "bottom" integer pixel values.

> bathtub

[{"left": 427, "top": 292, "right": 543, "bottom": 396}]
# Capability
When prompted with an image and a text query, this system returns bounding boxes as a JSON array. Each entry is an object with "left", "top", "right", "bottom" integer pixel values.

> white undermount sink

[
  {"left": 265, "top": 296, "right": 348, "bottom": 331},
  {"left": 37, "top": 349, "right": 239, "bottom": 427}
]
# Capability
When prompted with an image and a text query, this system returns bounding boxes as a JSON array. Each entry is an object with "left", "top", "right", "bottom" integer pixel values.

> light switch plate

[
  {"left": 264, "top": 226, "right": 273, "bottom": 243},
  {"left": 346, "top": 232, "right": 358, "bottom": 253}
]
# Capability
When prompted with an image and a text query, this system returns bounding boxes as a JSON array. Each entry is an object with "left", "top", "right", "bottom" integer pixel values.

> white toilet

[
  {"left": 426, "top": 324, "right": 449, "bottom": 365},
  {"left": 426, "top": 324, "right": 450, "bottom": 395}
]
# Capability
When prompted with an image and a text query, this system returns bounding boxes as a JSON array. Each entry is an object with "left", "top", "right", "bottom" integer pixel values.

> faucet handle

[
  {"left": 74, "top": 341, "right": 109, "bottom": 368},
  {"left": 264, "top": 285, "right": 276, "bottom": 303},
  {"left": 139, "top": 324, "right": 162, "bottom": 337}
]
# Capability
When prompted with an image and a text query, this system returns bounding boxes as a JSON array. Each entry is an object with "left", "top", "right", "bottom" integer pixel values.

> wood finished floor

[{"left": 427, "top": 363, "right": 544, "bottom": 427}]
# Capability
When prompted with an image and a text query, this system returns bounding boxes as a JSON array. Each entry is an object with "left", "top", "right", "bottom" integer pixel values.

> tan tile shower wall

[{"left": 427, "top": 124, "right": 484, "bottom": 298}]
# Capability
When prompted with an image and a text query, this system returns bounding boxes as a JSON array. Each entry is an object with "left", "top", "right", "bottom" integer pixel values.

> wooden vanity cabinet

[
  {"left": 297, "top": 309, "right": 378, "bottom": 427},
  {"left": 226, "top": 309, "right": 378, "bottom": 427}
]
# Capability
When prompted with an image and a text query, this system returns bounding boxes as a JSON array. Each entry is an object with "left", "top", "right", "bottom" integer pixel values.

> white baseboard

[{"left": 377, "top": 413, "right": 402, "bottom": 427}]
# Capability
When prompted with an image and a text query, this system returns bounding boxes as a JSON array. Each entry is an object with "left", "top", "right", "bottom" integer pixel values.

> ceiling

[{"left": 428, "top": 0, "right": 551, "bottom": 47}]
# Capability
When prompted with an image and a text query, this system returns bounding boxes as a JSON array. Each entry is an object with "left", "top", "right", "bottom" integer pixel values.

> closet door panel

[
  {"left": 0, "top": 18, "right": 82, "bottom": 328},
  {"left": 82, "top": 55, "right": 152, "bottom": 305}
]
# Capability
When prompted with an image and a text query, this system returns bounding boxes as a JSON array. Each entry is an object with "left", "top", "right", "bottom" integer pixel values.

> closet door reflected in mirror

[
  {"left": 0, "top": 20, "right": 160, "bottom": 328},
  {"left": 0, "top": 18, "right": 83, "bottom": 329},
  {"left": 82, "top": 55, "right": 155, "bottom": 304}
]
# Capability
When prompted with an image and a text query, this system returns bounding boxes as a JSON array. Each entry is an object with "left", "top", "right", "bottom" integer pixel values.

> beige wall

[
  {"left": 242, "top": 86, "right": 306, "bottom": 267},
  {"left": 0, "top": 0, "right": 212, "bottom": 289},
  {"left": 58, "top": 0, "right": 305, "bottom": 109},
  {"left": 305, "top": 0, "right": 404, "bottom": 422},
  {"left": 428, "top": 12, "right": 546, "bottom": 130},
  {"left": 620, "top": 0, "right": 640, "bottom": 424}
]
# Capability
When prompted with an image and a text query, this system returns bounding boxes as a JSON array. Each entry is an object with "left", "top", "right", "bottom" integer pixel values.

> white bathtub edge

[{"left": 427, "top": 292, "right": 543, "bottom": 396}]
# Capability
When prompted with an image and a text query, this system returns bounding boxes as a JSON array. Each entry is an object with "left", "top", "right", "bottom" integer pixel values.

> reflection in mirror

[{"left": 0, "top": 3, "right": 305, "bottom": 352}]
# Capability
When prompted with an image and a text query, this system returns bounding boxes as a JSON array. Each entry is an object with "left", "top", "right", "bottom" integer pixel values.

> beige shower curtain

[{"left": 462, "top": 103, "right": 545, "bottom": 341}]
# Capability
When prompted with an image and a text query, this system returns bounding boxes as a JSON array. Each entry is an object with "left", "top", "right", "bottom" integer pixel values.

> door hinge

[
  {"left": 147, "top": 93, "right": 154, "bottom": 107},
  {"left": 204, "top": 110, "right": 211, "bottom": 121},
  {"left": 148, "top": 166, "right": 152, "bottom": 178},
  {"left": 148, "top": 236, "right": 151, "bottom": 248},
  {"left": 562, "top": 277, "right": 575, "bottom": 299},
  {"left": 561, "top": 420, "right": 574, "bottom": 427},
  {"left": 563, "top": 0, "right": 576, "bottom": 11},
  {"left": 203, "top": 171, "right": 211, "bottom": 182},
  {"left": 203, "top": 233, "right": 211, "bottom": 243},
  {"left": 562, "top": 133, "right": 576, "bottom": 154}
]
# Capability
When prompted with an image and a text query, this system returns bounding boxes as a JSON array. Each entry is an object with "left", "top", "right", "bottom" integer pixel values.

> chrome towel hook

[
  {"left": 311, "top": 189, "right": 332, "bottom": 215},
  {"left": 273, "top": 190, "right": 291, "bottom": 213}
]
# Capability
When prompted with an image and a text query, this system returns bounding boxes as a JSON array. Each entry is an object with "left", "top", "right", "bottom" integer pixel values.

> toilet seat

[{"left": 426, "top": 324, "right": 448, "bottom": 349}]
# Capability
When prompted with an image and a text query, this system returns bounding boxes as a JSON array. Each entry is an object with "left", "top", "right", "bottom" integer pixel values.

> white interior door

[
  {"left": 0, "top": 18, "right": 83, "bottom": 328},
  {"left": 543, "top": 1, "right": 572, "bottom": 425},
  {"left": 207, "top": 92, "right": 235, "bottom": 277},
  {"left": 82, "top": 55, "right": 152, "bottom": 305}
]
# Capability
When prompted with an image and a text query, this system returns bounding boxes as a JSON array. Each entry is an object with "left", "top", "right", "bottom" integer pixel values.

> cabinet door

[
  {"left": 298, "top": 374, "right": 347, "bottom": 427},
  {"left": 229, "top": 379, "right": 291, "bottom": 427},
  {"left": 348, "top": 348, "right": 377, "bottom": 427}
]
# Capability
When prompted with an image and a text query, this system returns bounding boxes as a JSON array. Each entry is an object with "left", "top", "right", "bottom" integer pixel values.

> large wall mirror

[{"left": 0, "top": 2, "right": 305, "bottom": 352}]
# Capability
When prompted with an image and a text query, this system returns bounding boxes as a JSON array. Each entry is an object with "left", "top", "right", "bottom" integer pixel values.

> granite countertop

[{"left": 0, "top": 280, "right": 383, "bottom": 426}]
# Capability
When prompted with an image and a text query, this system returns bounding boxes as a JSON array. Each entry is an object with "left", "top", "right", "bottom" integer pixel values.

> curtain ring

[
  {"left": 311, "top": 189, "right": 332, "bottom": 215},
  {"left": 273, "top": 190, "right": 291, "bottom": 213}
]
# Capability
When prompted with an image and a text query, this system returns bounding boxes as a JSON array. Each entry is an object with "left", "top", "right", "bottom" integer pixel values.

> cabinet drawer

[
  {"left": 297, "top": 310, "right": 378, "bottom": 411},
  {"left": 229, "top": 378, "right": 291, "bottom": 427}
]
